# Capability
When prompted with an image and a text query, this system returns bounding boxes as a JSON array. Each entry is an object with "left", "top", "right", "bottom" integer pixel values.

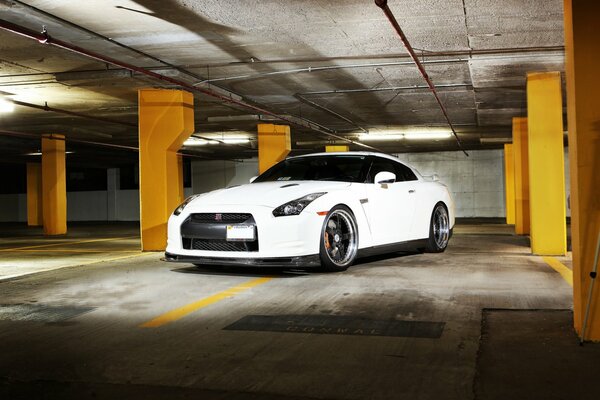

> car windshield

[{"left": 254, "top": 155, "right": 368, "bottom": 183}]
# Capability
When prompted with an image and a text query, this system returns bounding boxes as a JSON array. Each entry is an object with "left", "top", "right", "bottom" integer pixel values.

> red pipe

[
  {"left": 0, "top": 19, "right": 380, "bottom": 152},
  {"left": 374, "top": 0, "right": 468, "bottom": 156}
]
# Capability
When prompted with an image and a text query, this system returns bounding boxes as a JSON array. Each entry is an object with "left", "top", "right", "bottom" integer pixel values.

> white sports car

[{"left": 165, "top": 152, "right": 454, "bottom": 271}]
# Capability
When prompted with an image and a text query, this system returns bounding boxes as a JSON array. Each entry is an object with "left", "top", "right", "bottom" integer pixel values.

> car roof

[
  {"left": 287, "top": 152, "right": 423, "bottom": 179},
  {"left": 289, "top": 151, "right": 397, "bottom": 162}
]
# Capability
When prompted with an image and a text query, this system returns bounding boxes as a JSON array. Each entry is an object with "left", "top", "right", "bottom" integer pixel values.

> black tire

[
  {"left": 425, "top": 203, "right": 450, "bottom": 253},
  {"left": 319, "top": 205, "right": 359, "bottom": 272}
]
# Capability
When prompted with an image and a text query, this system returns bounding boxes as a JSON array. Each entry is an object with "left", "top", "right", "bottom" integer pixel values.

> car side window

[
  {"left": 367, "top": 158, "right": 399, "bottom": 183},
  {"left": 395, "top": 162, "right": 418, "bottom": 182}
]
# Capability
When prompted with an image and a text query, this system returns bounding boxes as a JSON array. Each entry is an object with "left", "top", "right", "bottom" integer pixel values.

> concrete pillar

[
  {"left": 526, "top": 72, "right": 567, "bottom": 255},
  {"left": 512, "top": 117, "right": 530, "bottom": 235},
  {"left": 41, "top": 134, "right": 67, "bottom": 235},
  {"left": 177, "top": 154, "right": 184, "bottom": 205},
  {"left": 326, "top": 145, "right": 349, "bottom": 152},
  {"left": 138, "top": 89, "right": 194, "bottom": 251},
  {"left": 503, "top": 144, "right": 515, "bottom": 225},
  {"left": 26, "top": 162, "right": 43, "bottom": 226},
  {"left": 564, "top": 0, "right": 600, "bottom": 340},
  {"left": 257, "top": 124, "right": 291, "bottom": 174},
  {"left": 107, "top": 168, "right": 119, "bottom": 221}
]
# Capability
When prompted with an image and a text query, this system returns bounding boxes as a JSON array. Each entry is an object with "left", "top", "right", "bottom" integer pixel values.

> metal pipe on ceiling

[
  {"left": 374, "top": 0, "right": 468, "bottom": 156},
  {"left": 0, "top": 129, "right": 242, "bottom": 161},
  {"left": 195, "top": 59, "right": 467, "bottom": 85},
  {"left": 8, "top": 0, "right": 205, "bottom": 82},
  {"left": 300, "top": 83, "right": 473, "bottom": 96},
  {"left": 12, "top": 100, "right": 137, "bottom": 127},
  {"left": 0, "top": 19, "right": 381, "bottom": 153},
  {"left": 294, "top": 94, "right": 368, "bottom": 133},
  {"left": 189, "top": 46, "right": 565, "bottom": 68}
]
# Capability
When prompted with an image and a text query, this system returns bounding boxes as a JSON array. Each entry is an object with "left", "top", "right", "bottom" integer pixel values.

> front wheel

[
  {"left": 319, "top": 206, "right": 359, "bottom": 272},
  {"left": 425, "top": 203, "right": 450, "bottom": 253}
]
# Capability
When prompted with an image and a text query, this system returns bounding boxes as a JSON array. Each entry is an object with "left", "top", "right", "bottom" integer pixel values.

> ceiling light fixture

[
  {"left": 25, "top": 151, "right": 74, "bottom": 156},
  {"left": 404, "top": 131, "right": 452, "bottom": 140},
  {"left": 183, "top": 138, "right": 216, "bottom": 146},
  {"left": 0, "top": 98, "right": 15, "bottom": 113},
  {"left": 183, "top": 136, "right": 251, "bottom": 146},
  {"left": 358, "top": 133, "right": 404, "bottom": 141},
  {"left": 358, "top": 130, "right": 452, "bottom": 141}
]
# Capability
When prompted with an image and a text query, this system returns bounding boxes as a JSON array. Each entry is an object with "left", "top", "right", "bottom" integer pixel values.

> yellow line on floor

[
  {"left": 0, "top": 236, "right": 138, "bottom": 252},
  {"left": 542, "top": 256, "right": 573, "bottom": 287},
  {"left": 140, "top": 277, "right": 274, "bottom": 328}
]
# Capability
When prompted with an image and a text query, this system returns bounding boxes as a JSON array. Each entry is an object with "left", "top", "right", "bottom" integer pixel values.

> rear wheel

[
  {"left": 425, "top": 203, "right": 450, "bottom": 253},
  {"left": 319, "top": 206, "right": 358, "bottom": 272}
]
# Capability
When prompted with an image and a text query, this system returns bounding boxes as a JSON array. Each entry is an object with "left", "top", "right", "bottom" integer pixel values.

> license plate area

[{"left": 226, "top": 225, "right": 255, "bottom": 241}]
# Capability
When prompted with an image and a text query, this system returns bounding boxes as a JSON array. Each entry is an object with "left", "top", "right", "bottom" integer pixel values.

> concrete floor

[{"left": 0, "top": 222, "right": 595, "bottom": 400}]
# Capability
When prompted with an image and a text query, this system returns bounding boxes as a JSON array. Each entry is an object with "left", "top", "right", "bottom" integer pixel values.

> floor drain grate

[
  {"left": 0, "top": 304, "right": 94, "bottom": 322},
  {"left": 224, "top": 314, "right": 445, "bottom": 338}
]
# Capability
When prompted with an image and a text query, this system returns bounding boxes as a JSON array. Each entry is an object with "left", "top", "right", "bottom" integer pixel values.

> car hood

[{"left": 190, "top": 181, "right": 351, "bottom": 208}]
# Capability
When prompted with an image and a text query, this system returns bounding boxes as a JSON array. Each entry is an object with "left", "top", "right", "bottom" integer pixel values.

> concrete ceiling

[{"left": 0, "top": 0, "right": 565, "bottom": 165}]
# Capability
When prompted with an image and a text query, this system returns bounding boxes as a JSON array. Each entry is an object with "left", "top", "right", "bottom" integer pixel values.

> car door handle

[{"left": 408, "top": 189, "right": 416, "bottom": 193}]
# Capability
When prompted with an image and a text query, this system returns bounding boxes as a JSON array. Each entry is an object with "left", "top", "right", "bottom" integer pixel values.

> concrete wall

[
  {"left": 0, "top": 188, "right": 193, "bottom": 223},
  {"left": 396, "top": 148, "right": 571, "bottom": 218},
  {"left": 192, "top": 158, "right": 258, "bottom": 194},
  {"left": 0, "top": 194, "right": 27, "bottom": 222},
  {"left": 395, "top": 150, "right": 506, "bottom": 218},
  {"left": 0, "top": 151, "right": 569, "bottom": 222}
]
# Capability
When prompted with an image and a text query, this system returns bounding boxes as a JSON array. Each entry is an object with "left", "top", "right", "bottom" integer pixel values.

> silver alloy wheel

[
  {"left": 432, "top": 205, "right": 450, "bottom": 249},
  {"left": 323, "top": 209, "right": 358, "bottom": 267}
]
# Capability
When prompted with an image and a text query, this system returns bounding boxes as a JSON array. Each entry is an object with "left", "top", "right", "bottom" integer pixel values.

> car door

[{"left": 363, "top": 157, "right": 418, "bottom": 245}]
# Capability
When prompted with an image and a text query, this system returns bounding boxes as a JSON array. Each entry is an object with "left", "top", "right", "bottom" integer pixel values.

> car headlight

[
  {"left": 173, "top": 194, "right": 200, "bottom": 216},
  {"left": 272, "top": 192, "right": 326, "bottom": 217}
]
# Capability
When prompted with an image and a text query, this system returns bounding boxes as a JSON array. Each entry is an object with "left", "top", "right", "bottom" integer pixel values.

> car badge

[{"left": 215, "top": 213, "right": 222, "bottom": 221}]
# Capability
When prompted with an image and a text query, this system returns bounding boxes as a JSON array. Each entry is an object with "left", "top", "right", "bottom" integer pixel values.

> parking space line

[
  {"left": 0, "top": 236, "right": 137, "bottom": 252},
  {"left": 140, "top": 277, "right": 274, "bottom": 328},
  {"left": 542, "top": 256, "right": 573, "bottom": 287}
]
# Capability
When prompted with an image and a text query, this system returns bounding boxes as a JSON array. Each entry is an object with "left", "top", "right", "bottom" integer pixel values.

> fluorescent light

[
  {"left": 183, "top": 136, "right": 250, "bottom": 146},
  {"left": 183, "top": 138, "right": 216, "bottom": 146},
  {"left": 358, "top": 130, "right": 452, "bottom": 141},
  {"left": 221, "top": 138, "right": 249, "bottom": 144},
  {"left": 359, "top": 133, "right": 404, "bottom": 141},
  {"left": 0, "top": 98, "right": 15, "bottom": 113},
  {"left": 25, "top": 151, "right": 74, "bottom": 156},
  {"left": 404, "top": 131, "right": 452, "bottom": 140}
]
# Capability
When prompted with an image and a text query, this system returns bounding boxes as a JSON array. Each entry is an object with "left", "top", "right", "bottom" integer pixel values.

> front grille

[
  {"left": 184, "top": 238, "right": 258, "bottom": 252},
  {"left": 190, "top": 213, "right": 252, "bottom": 224}
]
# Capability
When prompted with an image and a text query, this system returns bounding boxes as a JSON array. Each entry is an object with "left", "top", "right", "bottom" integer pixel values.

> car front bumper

[{"left": 165, "top": 204, "right": 326, "bottom": 265}]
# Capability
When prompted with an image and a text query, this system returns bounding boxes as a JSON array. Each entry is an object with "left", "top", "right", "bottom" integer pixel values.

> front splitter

[{"left": 163, "top": 252, "right": 321, "bottom": 268}]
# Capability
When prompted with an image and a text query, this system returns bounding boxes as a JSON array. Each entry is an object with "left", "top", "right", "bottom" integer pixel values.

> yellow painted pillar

[
  {"left": 326, "top": 145, "right": 349, "bottom": 152},
  {"left": 503, "top": 144, "right": 515, "bottom": 225},
  {"left": 258, "top": 123, "right": 291, "bottom": 174},
  {"left": 26, "top": 163, "right": 43, "bottom": 226},
  {"left": 41, "top": 134, "right": 67, "bottom": 235},
  {"left": 139, "top": 89, "right": 194, "bottom": 251},
  {"left": 564, "top": 0, "right": 600, "bottom": 340},
  {"left": 177, "top": 154, "right": 184, "bottom": 206},
  {"left": 526, "top": 72, "right": 567, "bottom": 255},
  {"left": 512, "top": 117, "right": 530, "bottom": 235}
]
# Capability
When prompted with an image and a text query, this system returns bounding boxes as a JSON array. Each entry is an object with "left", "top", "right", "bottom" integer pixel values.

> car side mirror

[
  {"left": 374, "top": 171, "right": 396, "bottom": 185},
  {"left": 249, "top": 176, "right": 258, "bottom": 183}
]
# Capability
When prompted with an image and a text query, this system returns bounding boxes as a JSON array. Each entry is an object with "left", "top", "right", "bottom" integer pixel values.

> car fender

[{"left": 306, "top": 190, "right": 375, "bottom": 250}]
